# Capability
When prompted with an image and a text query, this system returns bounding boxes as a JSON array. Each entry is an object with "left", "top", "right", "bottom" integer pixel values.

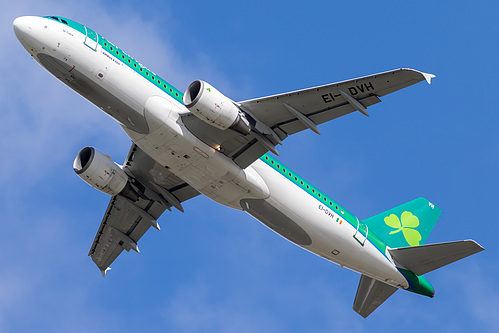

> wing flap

[
  {"left": 353, "top": 274, "right": 398, "bottom": 318},
  {"left": 240, "top": 68, "right": 432, "bottom": 132},
  {"left": 88, "top": 144, "right": 201, "bottom": 275},
  {"left": 278, "top": 94, "right": 381, "bottom": 135},
  {"left": 182, "top": 69, "right": 432, "bottom": 170},
  {"left": 88, "top": 195, "right": 162, "bottom": 273}
]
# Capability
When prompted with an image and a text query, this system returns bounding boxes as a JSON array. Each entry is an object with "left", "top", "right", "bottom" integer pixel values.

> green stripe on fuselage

[
  {"left": 45, "top": 16, "right": 184, "bottom": 104},
  {"left": 45, "top": 15, "right": 389, "bottom": 257},
  {"left": 260, "top": 154, "right": 388, "bottom": 256},
  {"left": 45, "top": 16, "right": 86, "bottom": 35},
  {"left": 45, "top": 15, "right": 440, "bottom": 296},
  {"left": 98, "top": 36, "right": 184, "bottom": 104}
]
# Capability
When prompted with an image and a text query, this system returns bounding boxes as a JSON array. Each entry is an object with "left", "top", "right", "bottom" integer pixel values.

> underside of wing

[
  {"left": 182, "top": 113, "right": 270, "bottom": 168},
  {"left": 88, "top": 144, "right": 200, "bottom": 276},
  {"left": 182, "top": 69, "right": 434, "bottom": 169},
  {"left": 240, "top": 68, "right": 434, "bottom": 137},
  {"left": 88, "top": 195, "right": 163, "bottom": 275}
]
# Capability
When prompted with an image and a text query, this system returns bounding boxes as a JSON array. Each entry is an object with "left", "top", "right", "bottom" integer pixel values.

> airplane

[{"left": 13, "top": 15, "right": 484, "bottom": 318}]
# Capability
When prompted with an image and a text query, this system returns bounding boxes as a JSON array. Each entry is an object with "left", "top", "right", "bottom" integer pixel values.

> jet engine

[
  {"left": 183, "top": 80, "right": 251, "bottom": 135},
  {"left": 73, "top": 147, "right": 139, "bottom": 201}
]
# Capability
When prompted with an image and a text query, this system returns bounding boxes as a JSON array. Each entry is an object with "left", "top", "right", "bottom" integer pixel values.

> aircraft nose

[{"left": 13, "top": 16, "right": 32, "bottom": 41}]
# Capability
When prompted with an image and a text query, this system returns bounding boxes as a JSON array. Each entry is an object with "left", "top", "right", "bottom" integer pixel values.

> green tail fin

[{"left": 362, "top": 197, "right": 442, "bottom": 248}]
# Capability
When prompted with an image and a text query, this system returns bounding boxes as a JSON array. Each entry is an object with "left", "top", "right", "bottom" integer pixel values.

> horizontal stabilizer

[
  {"left": 388, "top": 240, "right": 484, "bottom": 276},
  {"left": 353, "top": 274, "right": 398, "bottom": 318}
]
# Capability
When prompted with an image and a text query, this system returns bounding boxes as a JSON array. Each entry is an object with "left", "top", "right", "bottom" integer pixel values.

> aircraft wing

[
  {"left": 239, "top": 68, "right": 434, "bottom": 136},
  {"left": 88, "top": 144, "right": 200, "bottom": 276},
  {"left": 182, "top": 68, "right": 434, "bottom": 168}
]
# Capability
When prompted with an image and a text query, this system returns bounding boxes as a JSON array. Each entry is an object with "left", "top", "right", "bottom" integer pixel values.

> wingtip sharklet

[
  {"left": 101, "top": 267, "right": 111, "bottom": 277},
  {"left": 422, "top": 72, "right": 436, "bottom": 84},
  {"left": 402, "top": 68, "right": 436, "bottom": 84}
]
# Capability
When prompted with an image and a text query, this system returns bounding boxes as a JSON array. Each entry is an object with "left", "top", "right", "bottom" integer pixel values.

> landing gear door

[{"left": 84, "top": 26, "right": 98, "bottom": 51}]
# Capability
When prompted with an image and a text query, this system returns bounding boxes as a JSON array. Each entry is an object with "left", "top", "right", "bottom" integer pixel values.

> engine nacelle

[
  {"left": 183, "top": 80, "right": 250, "bottom": 134},
  {"left": 73, "top": 147, "right": 139, "bottom": 201}
]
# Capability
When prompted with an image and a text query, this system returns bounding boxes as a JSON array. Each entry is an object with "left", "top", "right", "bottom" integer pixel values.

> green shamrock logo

[{"left": 384, "top": 211, "right": 421, "bottom": 246}]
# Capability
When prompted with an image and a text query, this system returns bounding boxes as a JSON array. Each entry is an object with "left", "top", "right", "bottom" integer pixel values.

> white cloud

[
  {"left": 161, "top": 280, "right": 279, "bottom": 333},
  {"left": 456, "top": 263, "right": 499, "bottom": 330},
  {"left": 159, "top": 272, "right": 366, "bottom": 333}
]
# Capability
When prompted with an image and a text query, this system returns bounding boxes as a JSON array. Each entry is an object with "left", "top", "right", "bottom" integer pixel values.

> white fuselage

[{"left": 15, "top": 16, "right": 409, "bottom": 290}]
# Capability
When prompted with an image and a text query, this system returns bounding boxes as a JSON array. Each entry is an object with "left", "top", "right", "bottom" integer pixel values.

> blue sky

[{"left": 2, "top": 0, "right": 498, "bottom": 332}]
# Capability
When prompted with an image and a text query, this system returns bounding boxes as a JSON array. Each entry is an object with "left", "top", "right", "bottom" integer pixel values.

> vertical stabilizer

[{"left": 362, "top": 197, "right": 441, "bottom": 248}]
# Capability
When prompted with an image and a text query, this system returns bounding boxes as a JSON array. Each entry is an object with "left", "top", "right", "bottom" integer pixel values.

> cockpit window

[{"left": 46, "top": 16, "right": 68, "bottom": 25}]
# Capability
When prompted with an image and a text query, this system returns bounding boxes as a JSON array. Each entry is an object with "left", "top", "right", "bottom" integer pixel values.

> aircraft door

[
  {"left": 84, "top": 26, "right": 98, "bottom": 51},
  {"left": 354, "top": 218, "right": 368, "bottom": 246}
]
